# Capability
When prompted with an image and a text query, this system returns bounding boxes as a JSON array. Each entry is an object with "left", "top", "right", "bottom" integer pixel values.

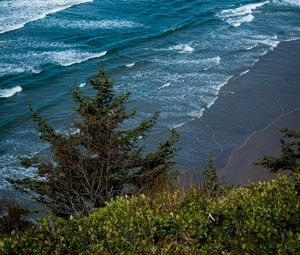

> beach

[{"left": 208, "top": 39, "right": 300, "bottom": 185}]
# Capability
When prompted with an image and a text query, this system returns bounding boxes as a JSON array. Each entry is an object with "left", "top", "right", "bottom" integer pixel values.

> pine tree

[
  {"left": 255, "top": 128, "right": 300, "bottom": 174},
  {"left": 12, "top": 69, "right": 179, "bottom": 218},
  {"left": 201, "top": 156, "right": 223, "bottom": 199}
]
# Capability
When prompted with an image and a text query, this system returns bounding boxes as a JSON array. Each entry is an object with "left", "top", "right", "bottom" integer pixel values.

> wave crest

[
  {"left": 218, "top": 1, "right": 269, "bottom": 27},
  {"left": 0, "top": 0, "right": 93, "bottom": 34},
  {"left": 0, "top": 86, "right": 22, "bottom": 98},
  {"left": 170, "top": 44, "right": 194, "bottom": 53},
  {"left": 0, "top": 64, "right": 40, "bottom": 76},
  {"left": 50, "top": 50, "right": 107, "bottom": 67}
]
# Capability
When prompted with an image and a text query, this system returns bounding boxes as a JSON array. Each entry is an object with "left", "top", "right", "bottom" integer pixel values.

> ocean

[{"left": 0, "top": 0, "right": 300, "bottom": 190}]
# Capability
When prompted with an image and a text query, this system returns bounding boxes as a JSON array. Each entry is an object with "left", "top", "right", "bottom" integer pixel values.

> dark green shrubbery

[{"left": 1, "top": 175, "right": 299, "bottom": 254}]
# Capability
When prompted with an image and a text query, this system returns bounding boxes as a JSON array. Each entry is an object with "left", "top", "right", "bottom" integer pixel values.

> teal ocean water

[{"left": 0, "top": 0, "right": 300, "bottom": 189}]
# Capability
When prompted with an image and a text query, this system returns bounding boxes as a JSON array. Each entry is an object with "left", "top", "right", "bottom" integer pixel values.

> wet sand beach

[
  {"left": 178, "top": 39, "right": 300, "bottom": 184},
  {"left": 213, "top": 39, "right": 300, "bottom": 184}
]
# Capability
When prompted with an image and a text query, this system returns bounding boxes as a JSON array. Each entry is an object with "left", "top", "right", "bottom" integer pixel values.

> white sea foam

[
  {"left": 173, "top": 118, "right": 196, "bottom": 129},
  {"left": 257, "top": 39, "right": 280, "bottom": 48},
  {"left": 50, "top": 50, "right": 107, "bottom": 67},
  {"left": 159, "top": 82, "right": 171, "bottom": 89},
  {"left": 126, "top": 62, "right": 135, "bottom": 67},
  {"left": 10, "top": 50, "right": 107, "bottom": 68},
  {"left": 188, "top": 109, "right": 205, "bottom": 118},
  {"left": 170, "top": 44, "right": 194, "bottom": 53},
  {"left": 284, "top": 37, "right": 300, "bottom": 42},
  {"left": 154, "top": 56, "right": 220, "bottom": 71},
  {"left": 239, "top": 69, "right": 250, "bottom": 76},
  {"left": 47, "top": 19, "right": 141, "bottom": 30},
  {"left": 0, "top": 64, "right": 41, "bottom": 76},
  {"left": 0, "top": 39, "right": 106, "bottom": 75},
  {"left": 212, "top": 56, "right": 221, "bottom": 65},
  {"left": 218, "top": 1, "right": 269, "bottom": 27},
  {"left": 79, "top": 82, "right": 86, "bottom": 87},
  {"left": 251, "top": 59, "right": 259, "bottom": 67},
  {"left": 217, "top": 75, "right": 234, "bottom": 91},
  {"left": 0, "top": 0, "right": 93, "bottom": 34},
  {"left": 0, "top": 86, "right": 22, "bottom": 98},
  {"left": 203, "top": 56, "right": 221, "bottom": 70},
  {"left": 274, "top": 0, "right": 300, "bottom": 7},
  {"left": 245, "top": 44, "right": 257, "bottom": 50},
  {"left": 248, "top": 34, "right": 279, "bottom": 49},
  {"left": 206, "top": 75, "right": 234, "bottom": 109}
]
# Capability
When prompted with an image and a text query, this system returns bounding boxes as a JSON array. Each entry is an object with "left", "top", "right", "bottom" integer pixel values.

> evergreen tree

[
  {"left": 255, "top": 128, "right": 300, "bottom": 174},
  {"left": 201, "top": 156, "right": 223, "bottom": 199},
  {"left": 12, "top": 69, "right": 179, "bottom": 218}
]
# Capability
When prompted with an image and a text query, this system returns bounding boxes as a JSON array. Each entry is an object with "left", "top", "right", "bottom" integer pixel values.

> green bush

[{"left": 1, "top": 176, "right": 299, "bottom": 254}]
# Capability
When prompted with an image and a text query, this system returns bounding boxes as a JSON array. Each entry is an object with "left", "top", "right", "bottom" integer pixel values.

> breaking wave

[
  {"left": 0, "top": 86, "right": 22, "bottom": 98},
  {"left": 218, "top": 1, "right": 269, "bottom": 27},
  {"left": 0, "top": 0, "right": 93, "bottom": 34},
  {"left": 170, "top": 44, "right": 194, "bottom": 53},
  {"left": 50, "top": 50, "right": 107, "bottom": 67}
]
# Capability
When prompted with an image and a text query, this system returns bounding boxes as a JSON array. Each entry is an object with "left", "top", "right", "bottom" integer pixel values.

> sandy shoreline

[
  {"left": 177, "top": 39, "right": 300, "bottom": 184},
  {"left": 219, "top": 108, "right": 300, "bottom": 185},
  {"left": 213, "top": 39, "right": 300, "bottom": 185}
]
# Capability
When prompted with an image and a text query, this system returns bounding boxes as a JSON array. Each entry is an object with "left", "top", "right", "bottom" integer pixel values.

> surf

[
  {"left": 0, "top": 0, "right": 93, "bottom": 34},
  {"left": 217, "top": 1, "right": 269, "bottom": 27},
  {"left": 0, "top": 86, "right": 22, "bottom": 98}
]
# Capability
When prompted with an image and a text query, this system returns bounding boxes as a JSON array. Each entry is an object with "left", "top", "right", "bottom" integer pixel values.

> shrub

[{"left": 2, "top": 176, "right": 299, "bottom": 254}]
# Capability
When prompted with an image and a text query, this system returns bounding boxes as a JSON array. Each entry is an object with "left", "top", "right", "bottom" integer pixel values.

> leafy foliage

[
  {"left": 255, "top": 128, "right": 300, "bottom": 174},
  {"left": 10, "top": 69, "right": 179, "bottom": 218},
  {"left": 1, "top": 176, "right": 299, "bottom": 254}
]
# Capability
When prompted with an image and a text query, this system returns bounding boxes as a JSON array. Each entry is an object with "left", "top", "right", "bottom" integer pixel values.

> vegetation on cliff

[{"left": 1, "top": 175, "right": 299, "bottom": 254}]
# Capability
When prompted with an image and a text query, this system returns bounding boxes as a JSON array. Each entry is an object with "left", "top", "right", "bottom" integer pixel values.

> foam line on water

[
  {"left": 283, "top": 37, "right": 300, "bottom": 42},
  {"left": 206, "top": 75, "right": 234, "bottom": 109},
  {"left": 154, "top": 56, "right": 221, "bottom": 71},
  {"left": 173, "top": 118, "right": 196, "bottom": 129},
  {"left": 170, "top": 44, "right": 194, "bottom": 53},
  {"left": 245, "top": 34, "right": 280, "bottom": 51},
  {"left": 0, "top": 86, "right": 22, "bottom": 98},
  {"left": 51, "top": 50, "right": 107, "bottom": 67},
  {"left": 0, "top": 64, "right": 41, "bottom": 76},
  {"left": 46, "top": 19, "right": 142, "bottom": 30},
  {"left": 159, "top": 83, "right": 171, "bottom": 89},
  {"left": 0, "top": 0, "right": 93, "bottom": 34},
  {"left": 1, "top": 50, "right": 106, "bottom": 76},
  {"left": 218, "top": 1, "right": 269, "bottom": 27},
  {"left": 274, "top": 0, "right": 300, "bottom": 7},
  {"left": 239, "top": 69, "right": 250, "bottom": 76},
  {"left": 126, "top": 63, "right": 135, "bottom": 67}
]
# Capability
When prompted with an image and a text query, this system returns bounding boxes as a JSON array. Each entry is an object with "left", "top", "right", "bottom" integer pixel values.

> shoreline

[
  {"left": 177, "top": 38, "right": 300, "bottom": 184},
  {"left": 219, "top": 108, "right": 300, "bottom": 185},
  {"left": 213, "top": 39, "right": 300, "bottom": 184}
]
